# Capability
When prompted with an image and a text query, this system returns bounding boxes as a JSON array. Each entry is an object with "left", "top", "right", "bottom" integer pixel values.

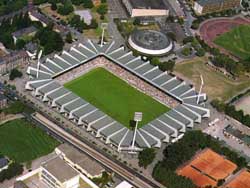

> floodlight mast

[
  {"left": 36, "top": 50, "right": 43, "bottom": 78},
  {"left": 197, "top": 74, "right": 204, "bottom": 104},
  {"left": 100, "top": 23, "right": 107, "bottom": 47},
  {"left": 130, "top": 112, "right": 142, "bottom": 153}
]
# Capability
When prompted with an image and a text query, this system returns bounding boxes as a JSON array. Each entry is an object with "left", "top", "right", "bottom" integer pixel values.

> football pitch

[
  {"left": 214, "top": 25, "right": 250, "bottom": 60},
  {"left": 0, "top": 119, "right": 59, "bottom": 163},
  {"left": 64, "top": 68, "right": 170, "bottom": 128}
]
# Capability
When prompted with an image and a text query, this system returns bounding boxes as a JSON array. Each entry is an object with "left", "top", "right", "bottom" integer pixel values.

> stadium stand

[{"left": 25, "top": 39, "right": 210, "bottom": 152}]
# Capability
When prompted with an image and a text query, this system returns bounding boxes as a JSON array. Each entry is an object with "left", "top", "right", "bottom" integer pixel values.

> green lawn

[
  {"left": 174, "top": 57, "right": 250, "bottom": 101},
  {"left": 64, "top": 68, "right": 170, "bottom": 128},
  {"left": 214, "top": 25, "right": 250, "bottom": 60},
  {"left": 0, "top": 119, "right": 59, "bottom": 163}
]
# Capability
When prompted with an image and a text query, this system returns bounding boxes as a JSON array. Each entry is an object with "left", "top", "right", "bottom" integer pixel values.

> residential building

[
  {"left": 12, "top": 26, "right": 37, "bottom": 44},
  {"left": 122, "top": 0, "right": 169, "bottom": 17},
  {"left": 55, "top": 144, "right": 105, "bottom": 179},
  {"left": 16, "top": 155, "right": 99, "bottom": 188},
  {"left": 193, "top": 0, "right": 241, "bottom": 15},
  {"left": 0, "top": 50, "right": 29, "bottom": 75},
  {"left": 0, "top": 94, "right": 7, "bottom": 109}
]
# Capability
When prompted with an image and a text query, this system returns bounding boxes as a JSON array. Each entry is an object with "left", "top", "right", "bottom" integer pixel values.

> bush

[
  {"left": 9, "top": 69, "right": 23, "bottom": 80},
  {"left": 159, "top": 60, "right": 175, "bottom": 72},
  {"left": 0, "top": 163, "right": 23, "bottom": 182},
  {"left": 138, "top": 148, "right": 156, "bottom": 168}
]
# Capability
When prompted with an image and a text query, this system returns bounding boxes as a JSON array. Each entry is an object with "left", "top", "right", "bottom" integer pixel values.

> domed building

[{"left": 128, "top": 29, "right": 173, "bottom": 56}]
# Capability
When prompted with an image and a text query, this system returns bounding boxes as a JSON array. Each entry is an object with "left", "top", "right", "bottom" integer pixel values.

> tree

[
  {"left": 133, "top": 18, "right": 140, "bottom": 25},
  {"left": 9, "top": 69, "right": 23, "bottom": 80},
  {"left": 16, "top": 39, "right": 26, "bottom": 49},
  {"left": 57, "top": 0, "right": 74, "bottom": 15},
  {"left": 35, "top": 26, "right": 64, "bottom": 55},
  {"left": 167, "top": 32, "right": 176, "bottom": 41},
  {"left": 150, "top": 57, "right": 161, "bottom": 66},
  {"left": 0, "top": 163, "right": 23, "bottom": 182},
  {"left": 83, "top": 0, "right": 93, "bottom": 8},
  {"left": 159, "top": 60, "right": 175, "bottom": 72},
  {"left": 65, "top": 32, "right": 73, "bottom": 43},
  {"left": 138, "top": 148, "right": 156, "bottom": 168},
  {"left": 51, "top": 2, "right": 57, "bottom": 10},
  {"left": 96, "top": 4, "right": 108, "bottom": 16}
]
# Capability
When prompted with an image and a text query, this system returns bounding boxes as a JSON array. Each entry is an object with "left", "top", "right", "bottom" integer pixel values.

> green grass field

[
  {"left": 174, "top": 57, "right": 250, "bottom": 101},
  {"left": 214, "top": 25, "right": 250, "bottom": 60},
  {"left": 0, "top": 119, "right": 59, "bottom": 163},
  {"left": 64, "top": 68, "right": 170, "bottom": 128}
]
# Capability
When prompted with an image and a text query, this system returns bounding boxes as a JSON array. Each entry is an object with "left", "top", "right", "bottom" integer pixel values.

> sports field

[
  {"left": 0, "top": 119, "right": 59, "bottom": 163},
  {"left": 177, "top": 148, "right": 237, "bottom": 187},
  {"left": 214, "top": 25, "right": 250, "bottom": 60},
  {"left": 64, "top": 68, "right": 170, "bottom": 128}
]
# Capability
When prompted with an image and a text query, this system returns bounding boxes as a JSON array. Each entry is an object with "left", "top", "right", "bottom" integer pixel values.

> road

[{"left": 32, "top": 112, "right": 162, "bottom": 188}]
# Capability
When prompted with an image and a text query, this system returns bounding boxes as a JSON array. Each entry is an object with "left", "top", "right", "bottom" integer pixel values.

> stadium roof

[{"left": 25, "top": 39, "right": 210, "bottom": 151}]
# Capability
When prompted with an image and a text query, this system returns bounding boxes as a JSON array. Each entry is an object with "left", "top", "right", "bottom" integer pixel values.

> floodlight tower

[
  {"left": 100, "top": 23, "right": 108, "bottom": 47},
  {"left": 197, "top": 74, "right": 204, "bottom": 104},
  {"left": 129, "top": 112, "right": 143, "bottom": 153},
  {"left": 36, "top": 50, "right": 43, "bottom": 78}
]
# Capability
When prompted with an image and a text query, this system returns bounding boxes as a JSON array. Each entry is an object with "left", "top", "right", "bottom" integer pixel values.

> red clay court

[
  {"left": 199, "top": 16, "right": 250, "bottom": 49},
  {"left": 225, "top": 169, "right": 250, "bottom": 188},
  {"left": 177, "top": 148, "right": 237, "bottom": 188}
]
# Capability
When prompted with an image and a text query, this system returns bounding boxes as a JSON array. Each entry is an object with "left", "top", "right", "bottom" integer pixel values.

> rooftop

[
  {"left": 57, "top": 144, "right": 104, "bottom": 177},
  {"left": 42, "top": 156, "right": 78, "bottom": 183},
  {"left": 12, "top": 26, "right": 37, "bottom": 38},
  {"left": 130, "top": 29, "right": 171, "bottom": 51},
  {"left": 128, "top": 0, "right": 167, "bottom": 9}
]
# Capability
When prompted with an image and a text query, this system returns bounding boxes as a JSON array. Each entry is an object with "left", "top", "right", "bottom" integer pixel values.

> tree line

[{"left": 211, "top": 99, "right": 250, "bottom": 127}]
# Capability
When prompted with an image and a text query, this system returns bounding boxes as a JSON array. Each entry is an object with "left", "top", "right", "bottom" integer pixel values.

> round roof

[{"left": 129, "top": 29, "right": 171, "bottom": 51}]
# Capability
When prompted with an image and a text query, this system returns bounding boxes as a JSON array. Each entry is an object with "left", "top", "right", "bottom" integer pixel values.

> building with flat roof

[
  {"left": 16, "top": 155, "right": 99, "bottom": 188},
  {"left": 122, "top": 0, "right": 169, "bottom": 17},
  {"left": 55, "top": 144, "right": 104, "bottom": 178},
  {"left": 193, "top": 0, "right": 241, "bottom": 15},
  {"left": 41, "top": 156, "right": 80, "bottom": 188}
]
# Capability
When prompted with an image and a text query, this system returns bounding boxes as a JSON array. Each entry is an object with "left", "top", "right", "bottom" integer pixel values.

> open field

[
  {"left": 235, "top": 94, "right": 250, "bottom": 115},
  {"left": 0, "top": 119, "right": 59, "bottom": 163},
  {"left": 214, "top": 25, "right": 250, "bottom": 60},
  {"left": 174, "top": 58, "right": 250, "bottom": 101},
  {"left": 177, "top": 148, "right": 237, "bottom": 187},
  {"left": 64, "top": 68, "right": 170, "bottom": 128}
]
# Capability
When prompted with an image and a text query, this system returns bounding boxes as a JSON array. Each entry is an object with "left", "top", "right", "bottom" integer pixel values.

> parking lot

[{"left": 203, "top": 117, "right": 250, "bottom": 158}]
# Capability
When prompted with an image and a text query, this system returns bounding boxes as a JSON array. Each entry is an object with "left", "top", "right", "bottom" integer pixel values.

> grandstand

[{"left": 25, "top": 39, "right": 210, "bottom": 152}]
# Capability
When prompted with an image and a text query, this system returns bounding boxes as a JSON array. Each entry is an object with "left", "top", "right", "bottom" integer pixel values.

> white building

[{"left": 122, "top": 0, "right": 169, "bottom": 17}]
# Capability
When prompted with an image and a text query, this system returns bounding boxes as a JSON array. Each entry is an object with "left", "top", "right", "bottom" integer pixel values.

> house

[
  {"left": 29, "top": 11, "right": 50, "bottom": 27},
  {"left": 12, "top": 26, "right": 37, "bottom": 44},
  {"left": 193, "top": 0, "right": 241, "bottom": 15},
  {"left": 55, "top": 144, "right": 105, "bottom": 179},
  {"left": 16, "top": 156, "right": 99, "bottom": 188},
  {"left": 0, "top": 50, "right": 29, "bottom": 75},
  {"left": 122, "top": 0, "right": 169, "bottom": 17},
  {"left": 0, "top": 94, "right": 7, "bottom": 109}
]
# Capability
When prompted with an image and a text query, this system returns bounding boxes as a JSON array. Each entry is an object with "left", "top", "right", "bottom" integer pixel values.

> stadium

[
  {"left": 25, "top": 39, "right": 209, "bottom": 152},
  {"left": 128, "top": 30, "right": 173, "bottom": 56}
]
